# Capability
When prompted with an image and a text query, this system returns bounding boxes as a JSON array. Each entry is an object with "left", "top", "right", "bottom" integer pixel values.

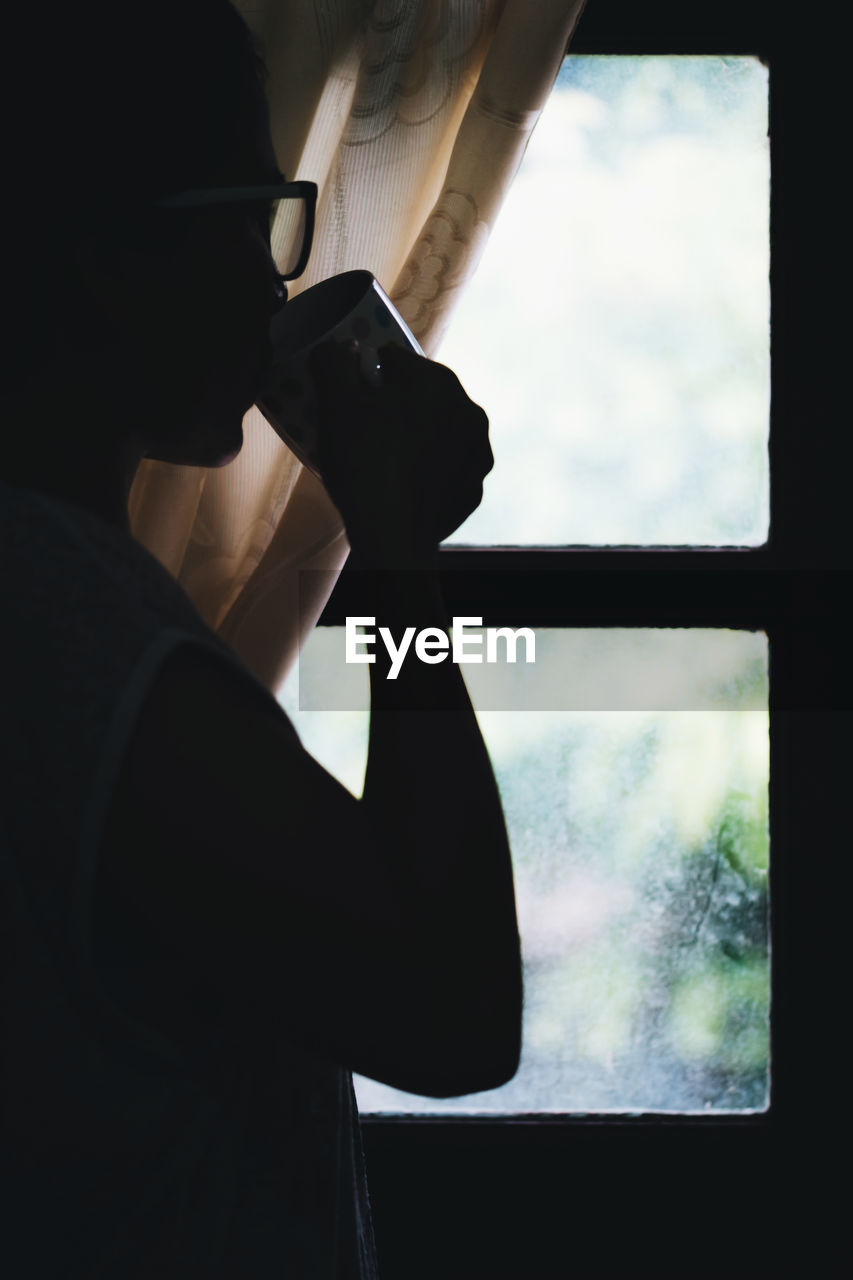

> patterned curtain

[{"left": 129, "top": 0, "right": 588, "bottom": 693}]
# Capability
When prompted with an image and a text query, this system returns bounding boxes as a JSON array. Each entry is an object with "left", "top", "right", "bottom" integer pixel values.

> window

[
  {"left": 441, "top": 54, "right": 770, "bottom": 548},
  {"left": 280, "top": 3, "right": 828, "bottom": 1272},
  {"left": 286, "top": 625, "right": 771, "bottom": 1115},
  {"left": 284, "top": 48, "right": 772, "bottom": 1119}
]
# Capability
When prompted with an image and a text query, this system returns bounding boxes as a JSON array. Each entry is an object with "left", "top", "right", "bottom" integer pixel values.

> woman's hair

[{"left": 1, "top": 0, "right": 268, "bottom": 390}]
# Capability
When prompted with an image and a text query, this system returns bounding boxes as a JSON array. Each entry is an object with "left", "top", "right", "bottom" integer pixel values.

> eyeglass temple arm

[{"left": 153, "top": 180, "right": 318, "bottom": 210}]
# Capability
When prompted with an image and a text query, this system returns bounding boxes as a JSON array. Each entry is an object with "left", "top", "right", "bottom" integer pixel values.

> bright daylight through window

[
  {"left": 282, "top": 627, "right": 769, "bottom": 1114},
  {"left": 440, "top": 55, "right": 770, "bottom": 546},
  {"left": 280, "top": 55, "right": 771, "bottom": 1115}
]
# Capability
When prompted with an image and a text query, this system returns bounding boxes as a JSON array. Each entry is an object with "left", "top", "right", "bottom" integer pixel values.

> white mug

[{"left": 256, "top": 269, "right": 424, "bottom": 477}]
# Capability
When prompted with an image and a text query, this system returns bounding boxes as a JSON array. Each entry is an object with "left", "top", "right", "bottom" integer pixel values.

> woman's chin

[
  {"left": 210, "top": 439, "right": 244, "bottom": 467},
  {"left": 208, "top": 415, "right": 247, "bottom": 466},
  {"left": 145, "top": 417, "right": 245, "bottom": 468}
]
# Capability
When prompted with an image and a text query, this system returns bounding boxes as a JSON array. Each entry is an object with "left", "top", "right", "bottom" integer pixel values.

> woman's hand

[{"left": 308, "top": 341, "right": 493, "bottom": 564}]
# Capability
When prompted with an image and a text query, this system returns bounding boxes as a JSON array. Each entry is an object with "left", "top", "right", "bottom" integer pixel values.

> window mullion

[{"left": 321, "top": 550, "right": 845, "bottom": 631}]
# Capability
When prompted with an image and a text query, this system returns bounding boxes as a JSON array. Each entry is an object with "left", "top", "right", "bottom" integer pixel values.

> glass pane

[
  {"left": 279, "top": 628, "right": 770, "bottom": 1114},
  {"left": 437, "top": 57, "right": 770, "bottom": 546}
]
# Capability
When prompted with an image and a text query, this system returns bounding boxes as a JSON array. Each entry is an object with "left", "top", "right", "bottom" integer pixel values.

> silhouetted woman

[{"left": 0, "top": 3, "right": 522, "bottom": 1274}]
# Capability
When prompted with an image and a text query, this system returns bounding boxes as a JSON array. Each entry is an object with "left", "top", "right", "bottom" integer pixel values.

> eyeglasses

[{"left": 152, "top": 179, "right": 318, "bottom": 282}]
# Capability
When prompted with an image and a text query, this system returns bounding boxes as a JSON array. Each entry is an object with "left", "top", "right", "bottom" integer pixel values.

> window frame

[{"left": 316, "top": 2, "right": 833, "bottom": 1270}]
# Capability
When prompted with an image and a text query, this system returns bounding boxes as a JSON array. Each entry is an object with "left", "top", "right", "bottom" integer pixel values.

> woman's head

[{"left": 2, "top": 0, "right": 283, "bottom": 466}]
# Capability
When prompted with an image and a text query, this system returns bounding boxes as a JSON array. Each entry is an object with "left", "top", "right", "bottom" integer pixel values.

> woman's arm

[{"left": 97, "top": 346, "right": 522, "bottom": 1097}]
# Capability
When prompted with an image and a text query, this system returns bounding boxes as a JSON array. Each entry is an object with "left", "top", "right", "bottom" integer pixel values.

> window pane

[
  {"left": 438, "top": 56, "right": 770, "bottom": 546},
  {"left": 279, "top": 628, "right": 770, "bottom": 1114}
]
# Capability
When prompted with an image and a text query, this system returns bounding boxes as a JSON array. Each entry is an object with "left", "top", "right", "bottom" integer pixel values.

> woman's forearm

[{"left": 357, "top": 558, "right": 523, "bottom": 1067}]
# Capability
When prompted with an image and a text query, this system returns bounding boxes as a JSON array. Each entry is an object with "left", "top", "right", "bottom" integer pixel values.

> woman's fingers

[
  {"left": 308, "top": 339, "right": 493, "bottom": 548},
  {"left": 309, "top": 340, "right": 361, "bottom": 421}
]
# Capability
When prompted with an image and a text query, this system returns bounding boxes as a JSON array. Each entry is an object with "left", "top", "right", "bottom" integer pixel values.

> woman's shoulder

[
  {"left": 1, "top": 478, "right": 205, "bottom": 633},
  {"left": 0, "top": 481, "right": 216, "bottom": 675},
  {"left": 0, "top": 477, "right": 271, "bottom": 768}
]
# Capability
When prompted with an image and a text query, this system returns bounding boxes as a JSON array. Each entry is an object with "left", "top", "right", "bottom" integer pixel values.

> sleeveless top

[{"left": 0, "top": 477, "right": 378, "bottom": 1278}]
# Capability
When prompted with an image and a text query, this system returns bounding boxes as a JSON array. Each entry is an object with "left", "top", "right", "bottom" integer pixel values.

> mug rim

[{"left": 269, "top": 269, "right": 378, "bottom": 352}]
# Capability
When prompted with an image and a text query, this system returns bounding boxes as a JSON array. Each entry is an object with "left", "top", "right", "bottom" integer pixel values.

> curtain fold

[{"left": 128, "top": 0, "right": 588, "bottom": 693}]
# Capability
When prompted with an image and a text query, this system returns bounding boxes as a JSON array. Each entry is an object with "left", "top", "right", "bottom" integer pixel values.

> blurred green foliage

[{"left": 282, "top": 631, "right": 770, "bottom": 1114}]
